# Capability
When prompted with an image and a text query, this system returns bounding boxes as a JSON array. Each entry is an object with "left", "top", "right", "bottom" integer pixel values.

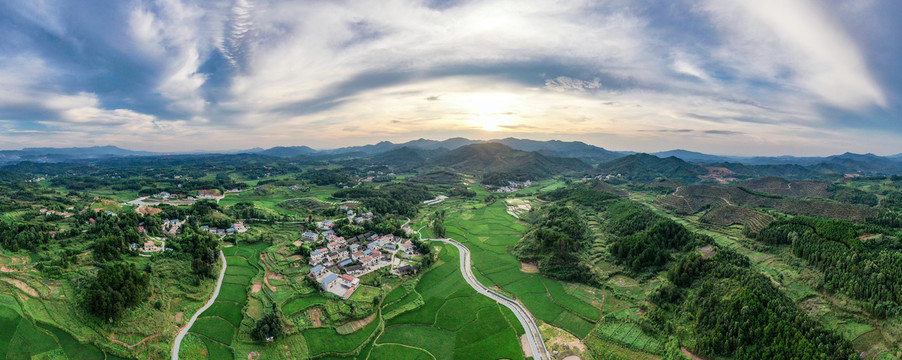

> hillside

[
  {"left": 657, "top": 184, "right": 879, "bottom": 221},
  {"left": 433, "top": 143, "right": 589, "bottom": 181},
  {"left": 257, "top": 145, "right": 317, "bottom": 157},
  {"left": 597, "top": 153, "right": 706, "bottom": 183},
  {"left": 736, "top": 177, "right": 830, "bottom": 197}
]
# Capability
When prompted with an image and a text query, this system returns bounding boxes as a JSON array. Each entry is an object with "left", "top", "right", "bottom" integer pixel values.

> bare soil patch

[
  {"left": 1, "top": 278, "right": 38, "bottom": 297},
  {"left": 175, "top": 312, "right": 184, "bottom": 323},
  {"left": 251, "top": 282, "right": 263, "bottom": 294},
  {"left": 505, "top": 199, "right": 532, "bottom": 219},
  {"left": 307, "top": 308, "right": 323, "bottom": 327},
  {"left": 0, "top": 266, "right": 15, "bottom": 272},
  {"left": 292, "top": 240, "right": 304, "bottom": 247},
  {"left": 135, "top": 205, "right": 163, "bottom": 215},
  {"left": 247, "top": 351, "right": 260, "bottom": 360},
  {"left": 699, "top": 245, "right": 716, "bottom": 259},
  {"left": 539, "top": 323, "right": 587, "bottom": 359},
  {"left": 264, "top": 272, "right": 283, "bottom": 292},
  {"left": 336, "top": 314, "right": 376, "bottom": 334},
  {"left": 520, "top": 262, "right": 540, "bottom": 274},
  {"left": 521, "top": 334, "right": 533, "bottom": 359}
]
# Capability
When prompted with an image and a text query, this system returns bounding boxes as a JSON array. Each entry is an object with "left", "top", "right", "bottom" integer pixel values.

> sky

[{"left": 0, "top": 0, "right": 900, "bottom": 156}]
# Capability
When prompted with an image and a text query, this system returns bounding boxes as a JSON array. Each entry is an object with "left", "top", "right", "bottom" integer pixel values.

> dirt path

[
  {"left": 681, "top": 347, "right": 705, "bottom": 360},
  {"left": 110, "top": 333, "right": 161, "bottom": 349}
]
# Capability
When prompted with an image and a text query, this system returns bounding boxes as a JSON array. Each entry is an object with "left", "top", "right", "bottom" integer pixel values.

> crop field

[
  {"left": 594, "top": 320, "right": 664, "bottom": 354},
  {"left": 303, "top": 316, "right": 380, "bottom": 357},
  {"left": 376, "top": 245, "right": 524, "bottom": 360},
  {"left": 440, "top": 200, "right": 602, "bottom": 338},
  {"left": 0, "top": 303, "right": 124, "bottom": 360}
]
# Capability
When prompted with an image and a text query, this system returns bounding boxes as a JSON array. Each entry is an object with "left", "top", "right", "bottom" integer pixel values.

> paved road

[
  {"left": 428, "top": 238, "right": 551, "bottom": 360},
  {"left": 171, "top": 250, "right": 227, "bottom": 360}
]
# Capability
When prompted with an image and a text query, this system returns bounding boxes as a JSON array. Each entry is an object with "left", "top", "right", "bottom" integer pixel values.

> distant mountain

[
  {"left": 433, "top": 143, "right": 589, "bottom": 182},
  {"left": 597, "top": 153, "right": 706, "bottom": 183},
  {"left": 0, "top": 146, "right": 156, "bottom": 165},
  {"left": 813, "top": 152, "right": 902, "bottom": 174},
  {"left": 311, "top": 137, "right": 622, "bottom": 164},
  {"left": 652, "top": 149, "right": 730, "bottom": 163},
  {"left": 258, "top": 146, "right": 317, "bottom": 157}
]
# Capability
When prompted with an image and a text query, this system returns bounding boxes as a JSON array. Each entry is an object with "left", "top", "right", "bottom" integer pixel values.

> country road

[
  {"left": 428, "top": 238, "right": 551, "bottom": 360},
  {"left": 171, "top": 250, "right": 227, "bottom": 360}
]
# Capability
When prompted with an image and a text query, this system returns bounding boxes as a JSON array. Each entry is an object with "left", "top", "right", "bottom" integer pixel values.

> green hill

[
  {"left": 433, "top": 143, "right": 589, "bottom": 183},
  {"left": 596, "top": 153, "right": 706, "bottom": 183}
]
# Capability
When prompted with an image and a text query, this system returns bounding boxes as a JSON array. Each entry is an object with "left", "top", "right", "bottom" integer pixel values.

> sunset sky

[{"left": 1, "top": 0, "right": 900, "bottom": 156}]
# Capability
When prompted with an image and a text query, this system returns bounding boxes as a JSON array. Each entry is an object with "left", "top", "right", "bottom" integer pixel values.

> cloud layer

[{"left": 0, "top": 0, "right": 899, "bottom": 155}]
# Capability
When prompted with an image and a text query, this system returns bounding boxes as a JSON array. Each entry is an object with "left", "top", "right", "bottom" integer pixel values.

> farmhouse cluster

[
  {"left": 306, "top": 230, "right": 416, "bottom": 299},
  {"left": 495, "top": 180, "right": 532, "bottom": 192}
]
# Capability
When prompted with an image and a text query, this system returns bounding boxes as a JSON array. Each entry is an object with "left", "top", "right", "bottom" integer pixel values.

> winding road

[
  {"left": 171, "top": 250, "right": 227, "bottom": 360},
  {"left": 428, "top": 238, "right": 551, "bottom": 360}
]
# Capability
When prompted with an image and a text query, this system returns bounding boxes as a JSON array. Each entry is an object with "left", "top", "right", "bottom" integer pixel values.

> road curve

[
  {"left": 171, "top": 250, "right": 227, "bottom": 360},
  {"left": 428, "top": 238, "right": 551, "bottom": 360}
]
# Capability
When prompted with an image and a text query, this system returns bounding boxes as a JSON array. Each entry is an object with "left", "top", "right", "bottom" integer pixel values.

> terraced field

[{"left": 183, "top": 241, "right": 268, "bottom": 359}]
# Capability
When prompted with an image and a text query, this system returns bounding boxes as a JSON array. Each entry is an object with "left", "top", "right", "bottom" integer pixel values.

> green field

[
  {"left": 440, "top": 200, "right": 601, "bottom": 338},
  {"left": 0, "top": 305, "right": 123, "bottom": 360},
  {"left": 376, "top": 245, "right": 524, "bottom": 360}
]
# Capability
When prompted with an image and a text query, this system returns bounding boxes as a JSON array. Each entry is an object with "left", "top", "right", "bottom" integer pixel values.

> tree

[
  {"left": 83, "top": 262, "right": 150, "bottom": 321},
  {"left": 251, "top": 306, "right": 283, "bottom": 342}
]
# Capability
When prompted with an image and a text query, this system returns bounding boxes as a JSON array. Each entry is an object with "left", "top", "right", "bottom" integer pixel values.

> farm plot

[
  {"left": 593, "top": 320, "right": 664, "bottom": 355},
  {"left": 303, "top": 315, "right": 380, "bottom": 357},
  {"left": 283, "top": 295, "right": 328, "bottom": 315},
  {"left": 377, "top": 245, "right": 523, "bottom": 360}
]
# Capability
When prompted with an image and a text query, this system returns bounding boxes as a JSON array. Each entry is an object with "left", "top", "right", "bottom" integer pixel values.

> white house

[
  {"left": 310, "top": 248, "right": 328, "bottom": 264},
  {"left": 302, "top": 231, "right": 319, "bottom": 242}
]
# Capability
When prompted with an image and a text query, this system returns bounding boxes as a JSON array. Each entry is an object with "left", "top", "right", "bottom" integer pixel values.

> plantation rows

[{"left": 594, "top": 320, "right": 664, "bottom": 355}]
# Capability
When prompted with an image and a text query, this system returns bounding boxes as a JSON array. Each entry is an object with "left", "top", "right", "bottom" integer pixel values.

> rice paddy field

[
  {"left": 439, "top": 200, "right": 602, "bottom": 339},
  {"left": 372, "top": 244, "right": 524, "bottom": 360},
  {"left": 183, "top": 240, "right": 269, "bottom": 359}
]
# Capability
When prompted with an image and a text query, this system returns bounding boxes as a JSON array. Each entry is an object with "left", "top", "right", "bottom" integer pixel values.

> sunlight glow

[{"left": 463, "top": 93, "right": 517, "bottom": 132}]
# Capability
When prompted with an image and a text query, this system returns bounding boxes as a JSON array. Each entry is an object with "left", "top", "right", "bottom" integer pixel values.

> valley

[{"left": 0, "top": 140, "right": 901, "bottom": 359}]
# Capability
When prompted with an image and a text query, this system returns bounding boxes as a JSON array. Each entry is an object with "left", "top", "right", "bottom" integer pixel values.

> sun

[
  {"left": 474, "top": 114, "right": 508, "bottom": 131},
  {"left": 464, "top": 93, "right": 516, "bottom": 131}
]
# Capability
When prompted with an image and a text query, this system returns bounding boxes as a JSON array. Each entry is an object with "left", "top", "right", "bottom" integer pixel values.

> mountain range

[{"left": 1, "top": 139, "right": 901, "bottom": 177}]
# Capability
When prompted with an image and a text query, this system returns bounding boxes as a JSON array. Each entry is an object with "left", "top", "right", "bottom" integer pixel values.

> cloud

[
  {"left": 0, "top": 0, "right": 899, "bottom": 155},
  {"left": 544, "top": 76, "right": 602, "bottom": 93},
  {"left": 701, "top": 0, "right": 886, "bottom": 109}
]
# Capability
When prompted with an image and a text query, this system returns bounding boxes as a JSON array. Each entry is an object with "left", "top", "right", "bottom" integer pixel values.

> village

[{"left": 304, "top": 225, "right": 417, "bottom": 300}]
